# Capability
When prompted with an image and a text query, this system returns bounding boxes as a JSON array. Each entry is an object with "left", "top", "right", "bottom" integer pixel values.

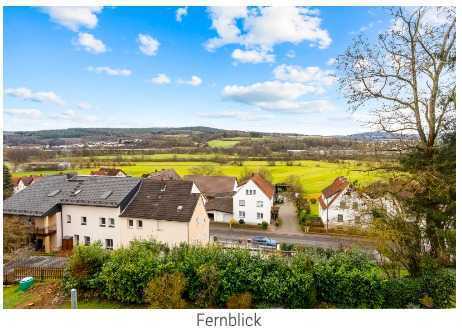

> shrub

[
  {"left": 238, "top": 219, "right": 245, "bottom": 225},
  {"left": 226, "top": 292, "right": 253, "bottom": 309},
  {"left": 310, "top": 198, "right": 317, "bottom": 204},
  {"left": 382, "top": 277, "right": 423, "bottom": 308},
  {"left": 194, "top": 263, "right": 220, "bottom": 308},
  {"left": 261, "top": 221, "right": 269, "bottom": 230},
  {"left": 98, "top": 241, "right": 163, "bottom": 303},
  {"left": 145, "top": 272, "right": 187, "bottom": 309},
  {"left": 62, "top": 242, "right": 109, "bottom": 294},
  {"left": 420, "top": 268, "right": 456, "bottom": 308}
]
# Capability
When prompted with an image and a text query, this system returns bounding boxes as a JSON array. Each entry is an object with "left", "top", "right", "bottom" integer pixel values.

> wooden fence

[{"left": 4, "top": 266, "right": 65, "bottom": 284}]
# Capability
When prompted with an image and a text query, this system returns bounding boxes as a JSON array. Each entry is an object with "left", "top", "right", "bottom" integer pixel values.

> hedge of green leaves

[{"left": 62, "top": 241, "right": 455, "bottom": 308}]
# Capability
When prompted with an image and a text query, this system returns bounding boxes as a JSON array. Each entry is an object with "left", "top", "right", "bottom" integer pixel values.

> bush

[
  {"left": 98, "top": 241, "right": 164, "bottom": 303},
  {"left": 238, "top": 219, "right": 245, "bottom": 225},
  {"left": 145, "top": 272, "right": 187, "bottom": 309},
  {"left": 382, "top": 277, "right": 423, "bottom": 308},
  {"left": 420, "top": 268, "right": 456, "bottom": 308},
  {"left": 227, "top": 292, "right": 253, "bottom": 309},
  {"left": 310, "top": 198, "right": 317, "bottom": 204},
  {"left": 62, "top": 242, "right": 109, "bottom": 294},
  {"left": 261, "top": 221, "right": 269, "bottom": 230}
]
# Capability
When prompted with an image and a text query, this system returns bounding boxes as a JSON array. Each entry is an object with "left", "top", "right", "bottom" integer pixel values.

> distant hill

[{"left": 346, "top": 131, "right": 418, "bottom": 141}]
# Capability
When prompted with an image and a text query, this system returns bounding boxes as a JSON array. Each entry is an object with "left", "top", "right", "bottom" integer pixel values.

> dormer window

[{"left": 177, "top": 205, "right": 183, "bottom": 212}]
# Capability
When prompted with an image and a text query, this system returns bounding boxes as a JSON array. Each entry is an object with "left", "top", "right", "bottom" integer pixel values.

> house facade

[
  {"left": 3, "top": 175, "right": 210, "bottom": 252},
  {"left": 90, "top": 168, "right": 127, "bottom": 177},
  {"left": 233, "top": 174, "right": 274, "bottom": 225},
  {"left": 13, "top": 176, "right": 41, "bottom": 193},
  {"left": 318, "top": 177, "right": 371, "bottom": 229},
  {"left": 119, "top": 179, "right": 209, "bottom": 246}
]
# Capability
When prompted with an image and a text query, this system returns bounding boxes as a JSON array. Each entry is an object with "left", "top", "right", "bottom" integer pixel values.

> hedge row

[{"left": 62, "top": 241, "right": 455, "bottom": 308}]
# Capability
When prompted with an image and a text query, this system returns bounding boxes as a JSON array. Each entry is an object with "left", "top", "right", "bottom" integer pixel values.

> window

[
  {"left": 339, "top": 201, "right": 346, "bottom": 209},
  {"left": 84, "top": 236, "right": 90, "bottom": 246},
  {"left": 239, "top": 211, "right": 245, "bottom": 218},
  {"left": 252, "top": 190, "right": 256, "bottom": 195},
  {"left": 256, "top": 201, "right": 263, "bottom": 208},
  {"left": 239, "top": 200, "right": 245, "bottom": 206},
  {"left": 257, "top": 212, "right": 264, "bottom": 220},
  {"left": 81, "top": 216, "right": 87, "bottom": 225},
  {"left": 74, "top": 234, "right": 79, "bottom": 245},
  {"left": 128, "top": 219, "right": 134, "bottom": 228},
  {"left": 105, "top": 239, "right": 113, "bottom": 250},
  {"left": 100, "top": 217, "right": 106, "bottom": 227},
  {"left": 352, "top": 202, "right": 359, "bottom": 210},
  {"left": 246, "top": 189, "right": 256, "bottom": 195},
  {"left": 137, "top": 220, "right": 143, "bottom": 228},
  {"left": 66, "top": 215, "right": 71, "bottom": 223},
  {"left": 338, "top": 214, "right": 344, "bottom": 222},
  {"left": 109, "top": 218, "right": 115, "bottom": 228}
]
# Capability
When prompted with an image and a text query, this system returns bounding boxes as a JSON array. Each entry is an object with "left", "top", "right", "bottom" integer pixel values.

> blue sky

[{"left": 4, "top": 6, "right": 389, "bottom": 134}]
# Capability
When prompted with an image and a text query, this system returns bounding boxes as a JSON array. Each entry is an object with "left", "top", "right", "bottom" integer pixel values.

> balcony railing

[{"left": 34, "top": 225, "right": 57, "bottom": 236}]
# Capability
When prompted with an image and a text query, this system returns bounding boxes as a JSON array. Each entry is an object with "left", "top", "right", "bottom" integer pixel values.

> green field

[
  {"left": 207, "top": 139, "right": 241, "bottom": 148},
  {"left": 12, "top": 160, "right": 395, "bottom": 196}
]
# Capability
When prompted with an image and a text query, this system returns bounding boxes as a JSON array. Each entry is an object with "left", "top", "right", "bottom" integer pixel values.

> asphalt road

[{"left": 210, "top": 226, "right": 375, "bottom": 251}]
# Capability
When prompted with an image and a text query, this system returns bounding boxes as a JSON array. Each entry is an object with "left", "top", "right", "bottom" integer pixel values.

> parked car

[{"left": 249, "top": 236, "right": 278, "bottom": 247}]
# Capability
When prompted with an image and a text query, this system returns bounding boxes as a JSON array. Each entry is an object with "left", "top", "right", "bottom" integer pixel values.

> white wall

[
  {"left": 210, "top": 210, "right": 233, "bottom": 223},
  {"left": 233, "top": 180, "right": 272, "bottom": 225},
  {"left": 319, "top": 189, "right": 372, "bottom": 229},
  {"left": 61, "top": 204, "right": 123, "bottom": 249}
]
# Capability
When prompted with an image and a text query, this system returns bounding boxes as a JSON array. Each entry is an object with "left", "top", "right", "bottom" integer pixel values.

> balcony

[{"left": 34, "top": 225, "right": 57, "bottom": 236}]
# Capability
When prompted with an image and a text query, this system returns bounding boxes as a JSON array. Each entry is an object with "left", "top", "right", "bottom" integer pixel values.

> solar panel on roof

[{"left": 100, "top": 190, "right": 113, "bottom": 199}]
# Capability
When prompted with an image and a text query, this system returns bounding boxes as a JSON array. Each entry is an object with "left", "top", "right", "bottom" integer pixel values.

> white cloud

[
  {"left": 231, "top": 48, "right": 274, "bottom": 64},
  {"left": 178, "top": 75, "right": 202, "bottom": 86},
  {"left": 151, "top": 73, "right": 171, "bottom": 85},
  {"left": 326, "top": 58, "right": 336, "bottom": 66},
  {"left": 176, "top": 7, "right": 188, "bottom": 22},
  {"left": 42, "top": 6, "right": 103, "bottom": 31},
  {"left": 77, "top": 101, "right": 93, "bottom": 110},
  {"left": 5, "top": 87, "right": 65, "bottom": 106},
  {"left": 222, "top": 80, "right": 331, "bottom": 112},
  {"left": 137, "top": 34, "right": 160, "bottom": 56},
  {"left": 286, "top": 50, "right": 296, "bottom": 58},
  {"left": 197, "top": 110, "right": 273, "bottom": 121},
  {"left": 76, "top": 32, "right": 107, "bottom": 54},
  {"left": 4, "top": 108, "right": 42, "bottom": 119},
  {"left": 273, "top": 64, "right": 336, "bottom": 86},
  {"left": 87, "top": 66, "right": 132, "bottom": 76},
  {"left": 206, "top": 6, "right": 331, "bottom": 55}
]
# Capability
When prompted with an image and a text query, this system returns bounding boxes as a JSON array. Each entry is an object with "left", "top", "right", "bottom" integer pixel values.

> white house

[
  {"left": 233, "top": 174, "right": 274, "bottom": 225},
  {"left": 13, "top": 176, "right": 41, "bottom": 193},
  {"left": 318, "top": 177, "right": 371, "bottom": 230}
]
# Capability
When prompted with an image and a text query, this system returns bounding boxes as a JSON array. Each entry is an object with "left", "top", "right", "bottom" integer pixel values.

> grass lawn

[
  {"left": 3, "top": 282, "right": 140, "bottom": 309},
  {"left": 13, "top": 159, "right": 396, "bottom": 197}
]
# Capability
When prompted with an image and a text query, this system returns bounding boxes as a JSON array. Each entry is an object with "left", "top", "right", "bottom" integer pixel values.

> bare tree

[{"left": 337, "top": 7, "right": 455, "bottom": 155}]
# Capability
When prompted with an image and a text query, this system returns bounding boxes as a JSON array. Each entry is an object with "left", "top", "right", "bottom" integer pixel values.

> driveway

[{"left": 276, "top": 200, "right": 303, "bottom": 234}]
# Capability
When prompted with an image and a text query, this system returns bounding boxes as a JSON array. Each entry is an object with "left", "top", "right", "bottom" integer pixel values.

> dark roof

[
  {"left": 147, "top": 169, "right": 181, "bottom": 181},
  {"left": 3, "top": 175, "right": 140, "bottom": 217},
  {"left": 205, "top": 196, "right": 233, "bottom": 214},
  {"left": 241, "top": 174, "right": 274, "bottom": 199},
  {"left": 184, "top": 175, "right": 236, "bottom": 196},
  {"left": 4, "top": 175, "right": 78, "bottom": 217},
  {"left": 59, "top": 176, "right": 140, "bottom": 207},
  {"left": 90, "top": 168, "right": 126, "bottom": 176},
  {"left": 120, "top": 179, "right": 201, "bottom": 222}
]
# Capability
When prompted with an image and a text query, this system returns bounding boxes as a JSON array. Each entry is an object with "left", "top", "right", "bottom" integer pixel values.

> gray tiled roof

[
  {"left": 3, "top": 175, "right": 140, "bottom": 217},
  {"left": 60, "top": 176, "right": 140, "bottom": 207},
  {"left": 205, "top": 196, "right": 233, "bottom": 214},
  {"left": 3, "top": 175, "right": 77, "bottom": 217}
]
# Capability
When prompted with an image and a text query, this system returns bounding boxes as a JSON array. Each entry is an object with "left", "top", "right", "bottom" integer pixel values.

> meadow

[{"left": 12, "top": 159, "right": 395, "bottom": 196}]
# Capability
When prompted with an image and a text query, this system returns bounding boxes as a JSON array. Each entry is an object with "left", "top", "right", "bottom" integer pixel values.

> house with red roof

[
  {"left": 233, "top": 174, "right": 274, "bottom": 225},
  {"left": 318, "top": 176, "right": 371, "bottom": 230},
  {"left": 13, "top": 175, "right": 41, "bottom": 194}
]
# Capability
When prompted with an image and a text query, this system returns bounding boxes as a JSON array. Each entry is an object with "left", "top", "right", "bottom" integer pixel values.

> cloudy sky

[{"left": 4, "top": 6, "right": 389, "bottom": 134}]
